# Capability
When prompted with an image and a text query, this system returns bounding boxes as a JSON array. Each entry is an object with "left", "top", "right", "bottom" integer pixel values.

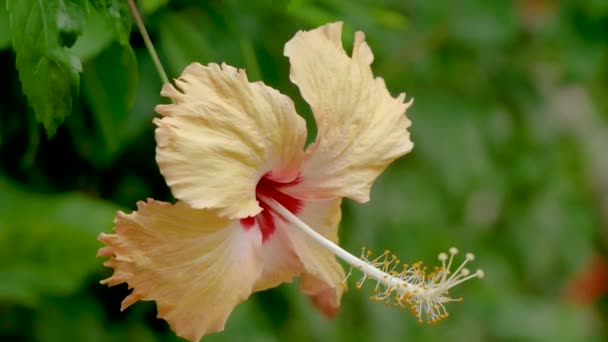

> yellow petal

[
  {"left": 284, "top": 22, "right": 413, "bottom": 203},
  {"left": 278, "top": 198, "right": 346, "bottom": 316},
  {"left": 155, "top": 63, "right": 307, "bottom": 219},
  {"left": 98, "top": 200, "right": 264, "bottom": 342}
]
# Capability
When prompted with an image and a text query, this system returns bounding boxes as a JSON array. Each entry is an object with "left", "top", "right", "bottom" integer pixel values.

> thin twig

[{"left": 127, "top": 0, "right": 170, "bottom": 85}]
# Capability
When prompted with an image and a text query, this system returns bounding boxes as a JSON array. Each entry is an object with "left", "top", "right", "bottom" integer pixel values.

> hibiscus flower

[{"left": 98, "top": 22, "right": 482, "bottom": 342}]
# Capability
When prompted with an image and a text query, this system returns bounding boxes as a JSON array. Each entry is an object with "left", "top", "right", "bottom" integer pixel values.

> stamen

[{"left": 261, "top": 196, "right": 483, "bottom": 324}]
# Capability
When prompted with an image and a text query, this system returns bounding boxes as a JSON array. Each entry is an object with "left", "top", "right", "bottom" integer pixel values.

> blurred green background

[{"left": 2, "top": 0, "right": 608, "bottom": 341}]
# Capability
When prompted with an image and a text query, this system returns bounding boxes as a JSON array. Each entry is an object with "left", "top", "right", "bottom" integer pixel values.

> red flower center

[{"left": 240, "top": 175, "right": 302, "bottom": 242}]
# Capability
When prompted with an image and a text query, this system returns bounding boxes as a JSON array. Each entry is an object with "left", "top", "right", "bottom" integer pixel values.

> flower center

[{"left": 240, "top": 175, "right": 302, "bottom": 242}]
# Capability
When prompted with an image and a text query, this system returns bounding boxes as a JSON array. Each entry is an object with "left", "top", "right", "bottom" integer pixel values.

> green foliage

[
  {"left": 1, "top": 0, "right": 608, "bottom": 341},
  {"left": 158, "top": 10, "right": 213, "bottom": 76},
  {"left": 56, "top": 0, "right": 89, "bottom": 48},
  {"left": 90, "top": 0, "right": 131, "bottom": 45},
  {"left": 71, "top": 7, "right": 115, "bottom": 60},
  {"left": 139, "top": 0, "right": 167, "bottom": 15},
  {"left": 0, "top": 1, "right": 11, "bottom": 50},
  {"left": 6, "top": 0, "right": 132, "bottom": 137},
  {"left": 81, "top": 42, "right": 138, "bottom": 166},
  {"left": 0, "top": 177, "right": 120, "bottom": 307},
  {"left": 7, "top": 0, "right": 83, "bottom": 137}
]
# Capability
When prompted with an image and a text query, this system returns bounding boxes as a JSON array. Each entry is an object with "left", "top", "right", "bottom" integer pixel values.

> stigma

[{"left": 240, "top": 174, "right": 302, "bottom": 241}]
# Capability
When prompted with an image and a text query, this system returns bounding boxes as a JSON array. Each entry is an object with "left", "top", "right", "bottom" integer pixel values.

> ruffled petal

[
  {"left": 277, "top": 198, "right": 346, "bottom": 317},
  {"left": 98, "top": 200, "right": 264, "bottom": 342},
  {"left": 155, "top": 63, "right": 307, "bottom": 219},
  {"left": 284, "top": 22, "right": 413, "bottom": 203}
]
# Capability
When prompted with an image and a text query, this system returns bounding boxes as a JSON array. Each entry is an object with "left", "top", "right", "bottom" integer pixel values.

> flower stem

[{"left": 127, "top": 0, "right": 170, "bottom": 85}]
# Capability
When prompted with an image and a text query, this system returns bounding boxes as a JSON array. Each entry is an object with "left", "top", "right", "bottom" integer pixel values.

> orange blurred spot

[{"left": 565, "top": 254, "right": 608, "bottom": 304}]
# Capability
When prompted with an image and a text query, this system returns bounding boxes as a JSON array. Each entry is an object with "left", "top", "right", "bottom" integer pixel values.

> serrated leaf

[
  {"left": 90, "top": 0, "right": 131, "bottom": 45},
  {"left": 56, "top": 0, "right": 88, "bottom": 48},
  {"left": 23, "top": 51, "right": 81, "bottom": 136},
  {"left": 0, "top": 177, "right": 121, "bottom": 307},
  {"left": 81, "top": 42, "right": 138, "bottom": 166},
  {"left": 7, "top": 0, "right": 84, "bottom": 137}
]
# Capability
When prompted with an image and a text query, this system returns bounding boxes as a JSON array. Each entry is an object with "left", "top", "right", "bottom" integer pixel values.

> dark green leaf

[
  {"left": 7, "top": 0, "right": 84, "bottom": 136},
  {"left": 81, "top": 42, "right": 138, "bottom": 166},
  {"left": 22, "top": 51, "right": 81, "bottom": 136},
  {"left": 158, "top": 11, "right": 213, "bottom": 75},
  {"left": 90, "top": 0, "right": 131, "bottom": 45}
]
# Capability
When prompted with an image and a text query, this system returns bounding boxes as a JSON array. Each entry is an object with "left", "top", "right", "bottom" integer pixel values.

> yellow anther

[{"left": 354, "top": 246, "right": 482, "bottom": 326}]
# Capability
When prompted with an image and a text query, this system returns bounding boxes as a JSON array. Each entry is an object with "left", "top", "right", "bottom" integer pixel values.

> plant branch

[{"left": 127, "top": 0, "right": 170, "bottom": 85}]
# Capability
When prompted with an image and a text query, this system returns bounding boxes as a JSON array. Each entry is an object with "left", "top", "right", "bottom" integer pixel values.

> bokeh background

[{"left": 2, "top": 0, "right": 608, "bottom": 341}]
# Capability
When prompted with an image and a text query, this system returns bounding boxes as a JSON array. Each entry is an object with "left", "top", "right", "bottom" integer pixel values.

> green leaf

[
  {"left": 27, "top": 52, "right": 81, "bottom": 136},
  {"left": 7, "top": 0, "right": 84, "bottom": 137},
  {"left": 57, "top": 0, "right": 88, "bottom": 47},
  {"left": 0, "top": 177, "right": 121, "bottom": 307},
  {"left": 90, "top": 0, "right": 131, "bottom": 45},
  {"left": 139, "top": 0, "right": 167, "bottom": 15},
  {"left": 0, "top": 0, "right": 11, "bottom": 50},
  {"left": 70, "top": 6, "right": 114, "bottom": 61},
  {"left": 286, "top": 0, "right": 336, "bottom": 28},
  {"left": 158, "top": 11, "right": 213, "bottom": 76},
  {"left": 81, "top": 42, "right": 138, "bottom": 166}
]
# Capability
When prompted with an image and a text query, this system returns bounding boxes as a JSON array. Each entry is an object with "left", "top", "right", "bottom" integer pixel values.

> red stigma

[{"left": 240, "top": 175, "right": 302, "bottom": 242}]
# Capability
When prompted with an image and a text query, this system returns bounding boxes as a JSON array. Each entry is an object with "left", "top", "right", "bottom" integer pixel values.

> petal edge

[
  {"left": 155, "top": 63, "right": 307, "bottom": 219},
  {"left": 284, "top": 22, "right": 413, "bottom": 203},
  {"left": 98, "top": 200, "right": 264, "bottom": 342}
]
